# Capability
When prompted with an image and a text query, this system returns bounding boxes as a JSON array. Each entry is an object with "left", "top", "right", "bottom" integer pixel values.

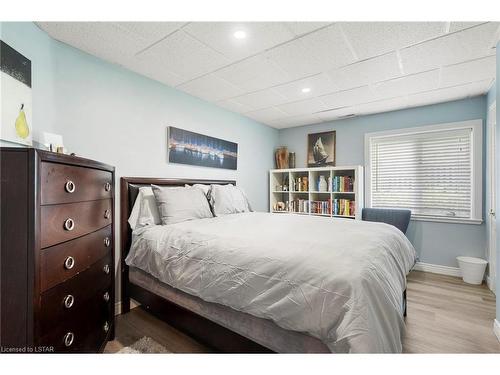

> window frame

[{"left": 364, "top": 119, "right": 483, "bottom": 225}]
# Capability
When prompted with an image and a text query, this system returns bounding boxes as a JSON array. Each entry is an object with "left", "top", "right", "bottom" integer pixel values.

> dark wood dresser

[{"left": 0, "top": 147, "right": 115, "bottom": 353}]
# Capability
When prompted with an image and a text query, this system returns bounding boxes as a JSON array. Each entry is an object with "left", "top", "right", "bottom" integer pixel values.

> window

[{"left": 365, "top": 120, "right": 482, "bottom": 224}]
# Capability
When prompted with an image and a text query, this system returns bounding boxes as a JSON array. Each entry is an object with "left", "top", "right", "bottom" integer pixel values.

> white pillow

[
  {"left": 152, "top": 185, "right": 213, "bottom": 225},
  {"left": 208, "top": 184, "right": 252, "bottom": 216},
  {"left": 184, "top": 183, "right": 210, "bottom": 196},
  {"left": 128, "top": 186, "right": 161, "bottom": 230}
]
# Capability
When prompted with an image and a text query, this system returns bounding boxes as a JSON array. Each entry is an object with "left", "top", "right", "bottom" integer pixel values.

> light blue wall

[
  {"left": 0, "top": 22, "right": 279, "bottom": 213},
  {"left": 279, "top": 98, "right": 488, "bottom": 267},
  {"left": 1, "top": 22, "right": 279, "bottom": 300}
]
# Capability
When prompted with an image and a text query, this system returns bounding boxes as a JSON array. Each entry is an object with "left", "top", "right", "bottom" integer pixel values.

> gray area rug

[{"left": 117, "top": 336, "right": 171, "bottom": 354}]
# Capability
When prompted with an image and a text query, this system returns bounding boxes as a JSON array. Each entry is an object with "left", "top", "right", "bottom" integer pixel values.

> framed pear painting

[{"left": 0, "top": 40, "right": 32, "bottom": 146}]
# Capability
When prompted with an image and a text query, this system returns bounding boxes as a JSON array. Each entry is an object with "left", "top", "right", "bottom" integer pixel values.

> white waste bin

[{"left": 456, "top": 256, "right": 488, "bottom": 285}]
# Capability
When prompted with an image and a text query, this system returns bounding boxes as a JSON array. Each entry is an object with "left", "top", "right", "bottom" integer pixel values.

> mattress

[{"left": 125, "top": 212, "right": 416, "bottom": 353}]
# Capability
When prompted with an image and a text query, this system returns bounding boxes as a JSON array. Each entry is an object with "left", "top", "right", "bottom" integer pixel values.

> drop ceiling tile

[
  {"left": 400, "top": 22, "right": 499, "bottom": 74},
  {"left": 215, "top": 99, "right": 253, "bottom": 114},
  {"left": 37, "top": 22, "right": 148, "bottom": 64},
  {"left": 276, "top": 97, "right": 327, "bottom": 117},
  {"left": 231, "top": 88, "right": 288, "bottom": 111},
  {"left": 354, "top": 96, "right": 409, "bottom": 116},
  {"left": 183, "top": 22, "right": 296, "bottom": 61},
  {"left": 135, "top": 30, "right": 230, "bottom": 81},
  {"left": 326, "top": 52, "right": 402, "bottom": 91},
  {"left": 440, "top": 55, "right": 496, "bottom": 88},
  {"left": 177, "top": 74, "right": 244, "bottom": 102},
  {"left": 407, "top": 83, "right": 473, "bottom": 108},
  {"left": 245, "top": 107, "right": 289, "bottom": 122},
  {"left": 320, "top": 86, "right": 375, "bottom": 109},
  {"left": 340, "top": 22, "right": 446, "bottom": 60},
  {"left": 214, "top": 54, "right": 291, "bottom": 92},
  {"left": 449, "top": 22, "right": 486, "bottom": 33},
  {"left": 269, "top": 113, "right": 323, "bottom": 129},
  {"left": 273, "top": 73, "right": 338, "bottom": 101},
  {"left": 122, "top": 58, "right": 186, "bottom": 87},
  {"left": 284, "top": 22, "right": 332, "bottom": 36},
  {"left": 372, "top": 69, "right": 440, "bottom": 99},
  {"left": 113, "top": 22, "right": 186, "bottom": 45},
  {"left": 266, "top": 24, "right": 356, "bottom": 79}
]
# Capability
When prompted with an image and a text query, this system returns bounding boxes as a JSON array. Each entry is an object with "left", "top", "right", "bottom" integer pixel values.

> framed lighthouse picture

[
  {"left": 307, "top": 131, "right": 336, "bottom": 167},
  {"left": 0, "top": 40, "right": 32, "bottom": 146}
]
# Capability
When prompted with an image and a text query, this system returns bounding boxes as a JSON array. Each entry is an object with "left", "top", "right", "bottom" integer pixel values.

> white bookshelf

[{"left": 269, "top": 166, "right": 364, "bottom": 220}]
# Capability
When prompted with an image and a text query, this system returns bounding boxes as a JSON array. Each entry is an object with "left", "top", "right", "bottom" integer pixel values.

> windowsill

[{"left": 410, "top": 216, "right": 483, "bottom": 225}]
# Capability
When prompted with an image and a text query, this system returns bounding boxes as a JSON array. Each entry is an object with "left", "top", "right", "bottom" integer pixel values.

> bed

[{"left": 120, "top": 177, "right": 416, "bottom": 353}]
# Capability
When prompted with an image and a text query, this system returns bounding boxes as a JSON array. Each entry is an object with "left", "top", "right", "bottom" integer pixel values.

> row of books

[
  {"left": 289, "top": 199, "right": 309, "bottom": 213},
  {"left": 286, "top": 199, "right": 355, "bottom": 216},
  {"left": 333, "top": 199, "right": 355, "bottom": 216},
  {"left": 332, "top": 175, "right": 354, "bottom": 192}
]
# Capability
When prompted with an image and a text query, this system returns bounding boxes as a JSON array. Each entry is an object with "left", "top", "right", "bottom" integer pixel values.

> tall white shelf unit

[{"left": 269, "top": 166, "right": 364, "bottom": 220}]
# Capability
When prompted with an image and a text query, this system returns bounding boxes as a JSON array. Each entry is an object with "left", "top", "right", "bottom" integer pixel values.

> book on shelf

[
  {"left": 311, "top": 199, "right": 331, "bottom": 215},
  {"left": 332, "top": 175, "right": 354, "bottom": 192},
  {"left": 333, "top": 198, "right": 355, "bottom": 216}
]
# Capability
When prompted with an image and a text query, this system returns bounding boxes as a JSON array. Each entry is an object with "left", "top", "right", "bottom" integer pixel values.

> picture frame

[
  {"left": 167, "top": 126, "right": 238, "bottom": 170},
  {"left": 307, "top": 131, "right": 336, "bottom": 167}
]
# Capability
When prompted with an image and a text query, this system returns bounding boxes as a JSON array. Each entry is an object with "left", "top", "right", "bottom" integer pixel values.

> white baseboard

[
  {"left": 494, "top": 320, "right": 500, "bottom": 344},
  {"left": 486, "top": 275, "right": 496, "bottom": 294},
  {"left": 413, "top": 262, "right": 461, "bottom": 277}
]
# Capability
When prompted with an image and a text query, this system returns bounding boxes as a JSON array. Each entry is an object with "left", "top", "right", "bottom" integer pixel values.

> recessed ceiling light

[
  {"left": 301, "top": 87, "right": 311, "bottom": 93},
  {"left": 233, "top": 30, "right": 247, "bottom": 39}
]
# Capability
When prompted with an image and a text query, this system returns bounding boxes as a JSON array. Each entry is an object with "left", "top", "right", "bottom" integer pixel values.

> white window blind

[{"left": 366, "top": 121, "right": 482, "bottom": 223}]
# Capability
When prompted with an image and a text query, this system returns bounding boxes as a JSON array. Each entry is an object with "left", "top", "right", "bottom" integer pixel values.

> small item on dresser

[{"left": 275, "top": 146, "right": 289, "bottom": 169}]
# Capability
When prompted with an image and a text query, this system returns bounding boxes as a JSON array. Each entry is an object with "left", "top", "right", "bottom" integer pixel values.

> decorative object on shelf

[
  {"left": 289, "top": 152, "right": 296, "bottom": 168},
  {"left": 273, "top": 201, "right": 286, "bottom": 212},
  {"left": 301, "top": 176, "right": 308, "bottom": 192},
  {"left": 1, "top": 40, "right": 32, "bottom": 146},
  {"left": 318, "top": 175, "right": 328, "bottom": 192},
  {"left": 307, "top": 131, "right": 336, "bottom": 167},
  {"left": 167, "top": 126, "right": 238, "bottom": 170},
  {"left": 275, "top": 146, "right": 289, "bottom": 169}
]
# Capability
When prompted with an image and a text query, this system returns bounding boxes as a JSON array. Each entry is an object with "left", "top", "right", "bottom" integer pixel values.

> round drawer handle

[
  {"left": 65, "top": 180, "right": 76, "bottom": 193},
  {"left": 103, "top": 264, "right": 110, "bottom": 274},
  {"left": 63, "top": 332, "right": 74, "bottom": 347},
  {"left": 104, "top": 209, "right": 111, "bottom": 219},
  {"left": 103, "top": 321, "right": 109, "bottom": 333},
  {"left": 104, "top": 182, "right": 111, "bottom": 192},
  {"left": 63, "top": 218, "right": 75, "bottom": 231},
  {"left": 64, "top": 256, "right": 75, "bottom": 270},
  {"left": 103, "top": 291, "right": 110, "bottom": 302},
  {"left": 104, "top": 237, "right": 111, "bottom": 247},
  {"left": 63, "top": 294, "right": 75, "bottom": 309}
]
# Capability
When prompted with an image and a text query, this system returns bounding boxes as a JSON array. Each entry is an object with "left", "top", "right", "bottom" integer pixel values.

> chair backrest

[{"left": 361, "top": 208, "right": 411, "bottom": 234}]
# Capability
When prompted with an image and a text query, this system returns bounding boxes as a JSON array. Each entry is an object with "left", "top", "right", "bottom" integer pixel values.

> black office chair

[{"left": 361, "top": 208, "right": 411, "bottom": 234}]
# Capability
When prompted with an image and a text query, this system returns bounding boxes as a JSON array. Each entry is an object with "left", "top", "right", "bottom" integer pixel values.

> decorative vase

[
  {"left": 275, "top": 147, "right": 289, "bottom": 169},
  {"left": 318, "top": 175, "right": 327, "bottom": 192},
  {"left": 289, "top": 152, "right": 296, "bottom": 169}
]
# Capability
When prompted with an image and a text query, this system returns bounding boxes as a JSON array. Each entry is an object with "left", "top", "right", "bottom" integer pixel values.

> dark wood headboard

[{"left": 119, "top": 177, "right": 236, "bottom": 312}]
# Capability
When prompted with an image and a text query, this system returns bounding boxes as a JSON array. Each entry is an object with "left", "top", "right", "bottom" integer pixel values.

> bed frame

[
  {"left": 120, "top": 177, "right": 276, "bottom": 352},
  {"left": 120, "top": 177, "right": 407, "bottom": 353}
]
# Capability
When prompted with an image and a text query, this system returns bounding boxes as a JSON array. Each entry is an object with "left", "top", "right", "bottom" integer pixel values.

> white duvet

[{"left": 125, "top": 212, "right": 416, "bottom": 353}]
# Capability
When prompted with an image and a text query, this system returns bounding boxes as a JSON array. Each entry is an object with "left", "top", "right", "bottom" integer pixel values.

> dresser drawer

[
  {"left": 39, "top": 254, "right": 112, "bottom": 337},
  {"left": 38, "top": 299, "right": 112, "bottom": 353},
  {"left": 40, "top": 226, "right": 112, "bottom": 291},
  {"left": 40, "top": 162, "right": 112, "bottom": 205},
  {"left": 40, "top": 199, "right": 112, "bottom": 248}
]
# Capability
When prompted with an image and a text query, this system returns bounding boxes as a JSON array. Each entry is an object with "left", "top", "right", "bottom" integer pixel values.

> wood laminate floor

[{"left": 105, "top": 271, "right": 500, "bottom": 353}]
